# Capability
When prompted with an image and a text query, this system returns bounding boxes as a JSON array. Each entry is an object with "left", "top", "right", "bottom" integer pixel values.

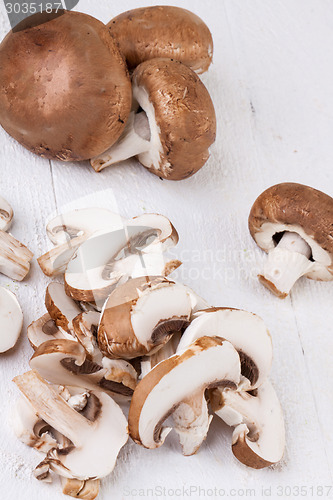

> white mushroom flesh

[
  {"left": 0, "top": 230, "right": 33, "bottom": 280},
  {"left": 27, "top": 313, "right": 73, "bottom": 350},
  {"left": 0, "top": 195, "right": 13, "bottom": 231},
  {"left": 0, "top": 287, "right": 23, "bottom": 352},
  {"left": 46, "top": 282, "right": 81, "bottom": 333}
]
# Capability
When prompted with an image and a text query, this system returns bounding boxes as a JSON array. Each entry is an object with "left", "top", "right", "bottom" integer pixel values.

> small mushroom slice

[
  {"left": 64, "top": 213, "right": 179, "bottom": 303},
  {"left": 72, "top": 311, "right": 101, "bottom": 363},
  {"left": 30, "top": 339, "right": 136, "bottom": 398},
  {"left": 211, "top": 380, "right": 285, "bottom": 469},
  {"left": 14, "top": 371, "right": 128, "bottom": 480},
  {"left": 38, "top": 209, "right": 125, "bottom": 277},
  {"left": 108, "top": 6, "right": 213, "bottom": 74},
  {"left": 128, "top": 336, "right": 240, "bottom": 454},
  {"left": 0, "top": 230, "right": 33, "bottom": 280},
  {"left": 0, "top": 287, "right": 23, "bottom": 352},
  {"left": 177, "top": 308, "right": 272, "bottom": 390},
  {"left": 27, "top": 313, "right": 73, "bottom": 351},
  {"left": 45, "top": 282, "right": 81, "bottom": 334},
  {"left": 98, "top": 276, "right": 192, "bottom": 360},
  {"left": 91, "top": 58, "right": 216, "bottom": 180},
  {"left": 249, "top": 183, "right": 333, "bottom": 298},
  {"left": 0, "top": 195, "right": 13, "bottom": 231},
  {"left": 62, "top": 478, "right": 100, "bottom": 500}
]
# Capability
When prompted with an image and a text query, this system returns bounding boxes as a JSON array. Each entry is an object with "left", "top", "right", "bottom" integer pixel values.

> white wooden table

[{"left": 0, "top": 1, "right": 332, "bottom": 498}]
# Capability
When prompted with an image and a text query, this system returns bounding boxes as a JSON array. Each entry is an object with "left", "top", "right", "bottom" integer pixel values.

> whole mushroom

[
  {"left": 108, "top": 6, "right": 213, "bottom": 74},
  {"left": 0, "top": 10, "right": 131, "bottom": 161},
  {"left": 249, "top": 183, "right": 333, "bottom": 298},
  {"left": 91, "top": 58, "right": 216, "bottom": 180}
]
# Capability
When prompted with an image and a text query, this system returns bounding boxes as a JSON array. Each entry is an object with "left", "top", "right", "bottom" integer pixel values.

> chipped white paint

[{"left": 0, "top": 0, "right": 332, "bottom": 498}]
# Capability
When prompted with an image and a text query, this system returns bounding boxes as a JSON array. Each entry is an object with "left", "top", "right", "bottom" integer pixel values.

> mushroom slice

[
  {"left": 45, "top": 282, "right": 81, "bottom": 335},
  {"left": 14, "top": 371, "right": 128, "bottom": 480},
  {"left": 72, "top": 311, "right": 101, "bottom": 363},
  {"left": 30, "top": 339, "right": 136, "bottom": 398},
  {"left": 177, "top": 308, "right": 272, "bottom": 390},
  {"left": 0, "top": 287, "right": 23, "bottom": 352},
  {"left": 91, "top": 58, "right": 216, "bottom": 180},
  {"left": 27, "top": 313, "right": 73, "bottom": 350},
  {"left": 38, "top": 209, "right": 125, "bottom": 277},
  {"left": 64, "top": 213, "right": 179, "bottom": 303},
  {"left": 140, "top": 332, "right": 183, "bottom": 379},
  {"left": 98, "top": 276, "right": 192, "bottom": 360},
  {"left": 0, "top": 195, "right": 13, "bottom": 231},
  {"left": 128, "top": 336, "right": 240, "bottom": 454},
  {"left": 211, "top": 380, "right": 285, "bottom": 469},
  {"left": 62, "top": 478, "right": 100, "bottom": 500},
  {"left": 108, "top": 6, "right": 213, "bottom": 74},
  {"left": 0, "top": 11, "right": 131, "bottom": 161},
  {"left": 0, "top": 230, "right": 33, "bottom": 280},
  {"left": 249, "top": 183, "right": 333, "bottom": 297}
]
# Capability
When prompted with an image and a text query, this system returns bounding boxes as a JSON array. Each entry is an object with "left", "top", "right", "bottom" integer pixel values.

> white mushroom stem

[
  {"left": 173, "top": 391, "right": 213, "bottom": 456},
  {"left": 62, "top": 478, "right": 100, "bottom": 500},
  {"left": 259, "top": 231, "right": 313, "bottom": 297},
  {"left": 0, "top": 230, "right": 33, "bottom": 280},
  {"left": 91, "top": 111, "right": 151, "bottom": 171}
]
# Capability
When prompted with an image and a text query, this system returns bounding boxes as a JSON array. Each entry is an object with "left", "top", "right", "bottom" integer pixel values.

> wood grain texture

[{"left": 0, "top": 1, "right": 332, "bottom": 498}]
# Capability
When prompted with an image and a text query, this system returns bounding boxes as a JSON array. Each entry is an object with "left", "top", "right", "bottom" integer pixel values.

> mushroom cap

[
  {"left": 0, "top": 10, "right": 131, "bottom": 161},
  {"left": 0, "top": 287, "right": 23, "bottom": 352},
  {"left": 107, "top": 6, "right": 213, "bottom": 74},
  {"left": 98, "top": 276, "right": 192, "bottom": 359},
  {"left": 132, "top": 58, "right": 216, "bottom": 180},
  {"left": 249, "top": 183, "right": 333, "bottom": 277}
]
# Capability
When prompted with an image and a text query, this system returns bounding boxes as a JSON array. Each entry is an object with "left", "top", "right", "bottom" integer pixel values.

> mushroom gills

[{"left": 259, "top": 231, "right": 314, "bottom": 298}]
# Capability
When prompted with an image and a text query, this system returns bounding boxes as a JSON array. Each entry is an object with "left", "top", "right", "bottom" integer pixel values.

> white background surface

[{"left": 0, "top": 1, "right": 333, "bottom": 499}]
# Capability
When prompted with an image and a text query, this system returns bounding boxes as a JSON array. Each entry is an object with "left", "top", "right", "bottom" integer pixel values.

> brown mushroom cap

[
  {"left": 133, "top": 58, "right": 216, "bottom": 180},
  {"left": 107, "top": 6, "right": 213, "bottom": 74},
  {"left": 0, "top": 10, "right": 131, "bottom": 161},
  {"left": 249, "top": 183, "right": 333, "bottom": 260}
]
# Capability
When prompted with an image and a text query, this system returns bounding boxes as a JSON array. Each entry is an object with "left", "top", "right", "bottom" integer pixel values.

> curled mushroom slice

[
  {"left": 64, "top": 213, "right": 179, "bottom": 303},
  {"left": 72, "top": 311, "right": 101, "bottom": 363},
  {"left": 128, "top": 336, "right": 240, "bottom": 454},
  {"left": 211, "top": 380, "right": 285, "bottom": 469},
  {"left": 38, "top": 209, "right": 125, "bottom": 277},
  {"left": 249, "top": 183, "right": 333, "bottom": 298},
  {"left": 91, "top": 58, "right": 216, "bottom": 180},
  {"left": 108, "top": 6, "right": 213, "bottom": 74},
  {"left": 98, "top": 276, "right": 192, "bottom": 360},
  {"left": 0, "top": 230, "right": 33, "bottom": 280},
  {"left": 30, "top": 339, "right": 136, "bottom": 398},
  {"left": 177, "top": 308, "right": 272, "bottom": 390},
  {"left": 45, "top": 282, "right": 81, "bottom": 335},
  {"left": 0, "top": 195, "right": 13, "bottom": 231},
  {"left": 0, "top": 287, "right": 23, "bottom": 352},
  {"left": 14, "top": 371, "right": 128, "bottom": 480},
  {"left": 62, "top": 478, "right": 100, "bottom": 500},
  {"left": 27, "top": 313, "right": 73, "bottom": 351}
]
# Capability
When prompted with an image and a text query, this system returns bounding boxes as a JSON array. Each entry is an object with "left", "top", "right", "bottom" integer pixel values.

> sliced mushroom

[
  {"left": 14, "top": 370, "right": 128, "bottom": 480},
  {"left": 45, "top": 282, "right": 81, "bottom": 334},
  {"left": 72, "top": 311, "right": 101, "bottom": 363},
  {"left": 98, "top": 276, "right": 192, "bottom": 360},
  {"left": 27, "top": 313, "right": 73, "bottom": 351},
  {"left": 140, "top": 332, "right": 183, "bottom": 379},
  {"left": 249, "top": 183, "right": 333, "bottom": 297},
  {"left": 30, "top": 339, "right": 136, "bottom": 398},
  {"left": 0, "top": 195, "right": 13, "bottom": 231},
  {"left": 0, "top": 10, "right": 131, "bottom": 161},
  {"left": 38, "top": 208, "right": 125, "bottom": 277},
  {"left": 177, "top": 308, "right": 272, "bottom": 390},
  {"left": 62, "top": 478, "right": 100, "bottom": 500},
  {"left": 0, "top": 287, "right": 23, "bottom": 352},
  {"left": 128, "top": 336, "right": 240, "bottom": 455},
  {"left": 211, "top": 380, "right": 285, "bottom": 468},
  {"left": 108, "top": 6, "right": 213, "bottom": 74},
  {"left": 91, "top": 58, "right": 216, "bottom": 180},
  {"left": 64, "top": 213, "right": 179, "bottom": 303},
  {"left": 0, "top": 230, "right": 33, "bottom": 280}
]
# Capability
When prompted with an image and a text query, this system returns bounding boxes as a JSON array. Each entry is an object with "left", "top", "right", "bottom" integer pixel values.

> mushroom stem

[
  {"left": 259, "top": 231, "right": 313, "bottom": 298},
  {"left": 173, "top": 391, "right": 212, "bottom": 456},
  {"left": 91, "top": 111, "right": 151, "bottom": 171},
  {"left": 0, "top": 230, "right": 33, "bottom": 280}
]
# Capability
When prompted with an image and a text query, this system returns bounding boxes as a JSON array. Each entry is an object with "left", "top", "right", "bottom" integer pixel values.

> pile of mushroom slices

[
  {"left": 249, "top": 182, "right": 333, "bottom": 298},
  {"left": 0, "top": 196, "right": 31, "bottom": 353},
  {"left": 0, "top": 6, "right": 216, "bottom": 181}
]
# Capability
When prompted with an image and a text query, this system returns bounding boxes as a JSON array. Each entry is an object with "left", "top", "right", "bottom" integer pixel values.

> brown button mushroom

[
  {"left": 0, "top": 11, "right": 131, "bottom": 161},
  {"left": 91, "top": 58, "right": 216, "bottom": 180},
  {"left": 107, "top": 6, "right": 213, "bottom": 74},
  {"left": 249, "top": 183, "right": 333, "bottom": 298}
]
